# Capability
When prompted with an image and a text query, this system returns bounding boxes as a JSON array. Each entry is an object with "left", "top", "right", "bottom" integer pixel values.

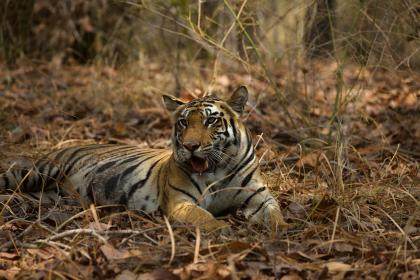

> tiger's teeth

[{"left": 191, "top": 156, "right": 209, "bottom": 173}]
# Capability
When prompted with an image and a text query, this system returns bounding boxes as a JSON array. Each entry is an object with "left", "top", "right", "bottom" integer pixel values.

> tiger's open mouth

[{"left": 190, "top": 156, "right": 209, "bottom": 173}]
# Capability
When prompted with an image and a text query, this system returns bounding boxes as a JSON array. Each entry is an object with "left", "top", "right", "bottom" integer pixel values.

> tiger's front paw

[
  {"left": 266, "top": 205, "right": 289, "bottom": 233},
  {"left": 203, "top": 219, "right": 231, "bottom": 233}
]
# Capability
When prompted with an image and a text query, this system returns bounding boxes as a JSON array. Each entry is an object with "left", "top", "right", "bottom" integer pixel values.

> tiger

[{"left": 0, "top": 86, "right": 288, "bottom": 232}]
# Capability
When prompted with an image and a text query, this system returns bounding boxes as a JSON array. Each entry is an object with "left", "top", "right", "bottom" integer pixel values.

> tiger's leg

[
  {"left": 240, "top": 182, "right": 288, "bottom": 232},
  {"left": 167, "top": 200, "right": 229, "bottom": 232}
]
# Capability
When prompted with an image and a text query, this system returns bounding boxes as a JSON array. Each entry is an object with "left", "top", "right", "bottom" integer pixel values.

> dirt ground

[{"left": 0, "top": 59, "right": 419, "bottom": 279}]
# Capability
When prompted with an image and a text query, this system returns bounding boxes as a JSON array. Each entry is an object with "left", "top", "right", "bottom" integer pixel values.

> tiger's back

[{"left": 1, "top": 144, "right": 172, "bottom": 213}]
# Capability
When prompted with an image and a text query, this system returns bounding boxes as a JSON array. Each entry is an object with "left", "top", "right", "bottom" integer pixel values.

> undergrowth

[{"left": 0, "top": 58, "right": 418, "bottom": 279}]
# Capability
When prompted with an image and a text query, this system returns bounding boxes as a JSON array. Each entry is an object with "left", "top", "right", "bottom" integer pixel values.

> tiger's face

[{"left": 163, "top": 86, "right": 248, "bottom": 174}]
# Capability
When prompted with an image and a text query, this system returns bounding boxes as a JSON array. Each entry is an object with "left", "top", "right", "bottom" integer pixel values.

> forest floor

[{"left": 0, "top": 59, "right": 419, "bottom": 279}]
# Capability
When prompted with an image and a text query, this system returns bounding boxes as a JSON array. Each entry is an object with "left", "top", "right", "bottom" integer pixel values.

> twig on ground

[{"left": 163, "top": 215, "right": 176, "bottom": 265}]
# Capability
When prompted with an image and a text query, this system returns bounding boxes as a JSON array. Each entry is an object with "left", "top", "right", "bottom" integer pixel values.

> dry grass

[{"left": 0, "top": 58, "right": 419, "bottom": 279}]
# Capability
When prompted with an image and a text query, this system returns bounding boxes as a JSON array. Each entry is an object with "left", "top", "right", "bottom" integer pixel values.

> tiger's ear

[
  {"left": 162, "top": 94, "right": 186, "bottom": 112},
  {"left": 227, "top": 86, "right": 248, "bottom": 114}
]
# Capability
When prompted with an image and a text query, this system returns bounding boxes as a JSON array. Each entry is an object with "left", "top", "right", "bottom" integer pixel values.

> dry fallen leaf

[
  {"left": 27, "top": 248, "right": 54, "bottom": 260},
  {"left": 0, "top": 266, "right": 20, "bottom": 280},
  {"left": 137, "top": 269, "right": 180, "bottom": 280},
  {"left": 287, "top": 202, "right": 307, "bottom": 219},
  {"left": 88, "top": 221, "right": 111, "bottom": 231},
  {"left": 333, "top": 242, "right": 354, "bottom": 253},
  {"left": 100, "top": 244, "right": 140, "bottom": 261},
  {"left": 411, "top": 259, "right": 420, "bottom": 265},
  {"left": 296, "top": 151, "right": 324, "bottom": 169},
  {"left": 0, "top": 252, "right": 19, "bottom": 260},
  {"left": 280, "top": 273, "right": 303, "bottom": 280},
  {"left": 324, "top": 261, "right": 352, "bottom": 272},
  {"left": 115, "top": 270, "right": 137, "bottom": 280}
]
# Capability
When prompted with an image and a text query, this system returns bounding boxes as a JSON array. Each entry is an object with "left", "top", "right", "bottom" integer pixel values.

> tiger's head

[{"left": 163, "top": 86, "right": 249, "bottom": 174}]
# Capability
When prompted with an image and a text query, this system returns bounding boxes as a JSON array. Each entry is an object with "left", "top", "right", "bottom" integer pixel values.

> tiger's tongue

[{"left": 191, "top": 156, "right": 209, "bottom": 173}]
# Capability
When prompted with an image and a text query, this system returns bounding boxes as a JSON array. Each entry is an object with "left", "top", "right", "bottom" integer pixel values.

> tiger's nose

[{"left": 183, "top": 141, "right": 200, "bottom": 151}]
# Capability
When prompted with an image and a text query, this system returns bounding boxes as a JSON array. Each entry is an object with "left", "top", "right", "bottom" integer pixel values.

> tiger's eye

[
  {"left": 205, "top": 117, "right": 218, "bottom": 126},
  {"left": 178, "top": 119, "right": 187, "bottom": 127}
]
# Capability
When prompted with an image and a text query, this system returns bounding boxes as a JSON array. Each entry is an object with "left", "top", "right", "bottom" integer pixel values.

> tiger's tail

[{"left": 0, "top": 158, "right": 64, "bottom": 193}]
